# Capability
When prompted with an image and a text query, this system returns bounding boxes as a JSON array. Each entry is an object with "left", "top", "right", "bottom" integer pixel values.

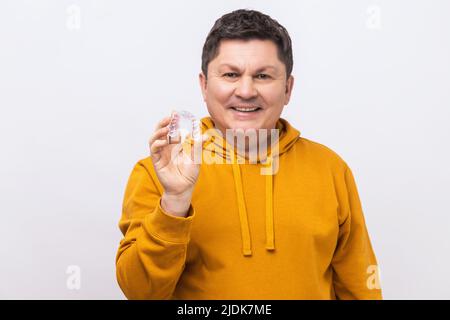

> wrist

[{"left": 161, "top": 190, "right": 193, "bottom": 218}]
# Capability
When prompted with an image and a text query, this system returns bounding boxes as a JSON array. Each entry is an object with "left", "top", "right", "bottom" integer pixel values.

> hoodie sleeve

[
  {"left": 115, "top": 159, "right": 194, "bottom": 300},
  {"left": 331, "top": 163, "right": 383, "bottom": 300}
]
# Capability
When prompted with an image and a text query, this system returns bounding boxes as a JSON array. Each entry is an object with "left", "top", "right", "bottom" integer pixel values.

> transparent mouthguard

[{"left": 167, "top": 110, "right": 200, "bottom": 144}]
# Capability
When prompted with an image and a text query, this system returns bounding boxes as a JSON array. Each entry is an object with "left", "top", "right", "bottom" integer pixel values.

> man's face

[{"left": 199, "top": 39, "right": 294, "bottom": 135}]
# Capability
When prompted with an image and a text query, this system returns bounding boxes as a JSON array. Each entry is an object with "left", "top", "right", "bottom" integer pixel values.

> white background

[{"left": 1, "top": 0, "right": 449, "bottom": 299}]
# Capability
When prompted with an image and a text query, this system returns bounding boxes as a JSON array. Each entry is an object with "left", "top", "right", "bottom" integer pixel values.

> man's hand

[{"left": 149, "top": 115, "right": 207, "bottom": 217}]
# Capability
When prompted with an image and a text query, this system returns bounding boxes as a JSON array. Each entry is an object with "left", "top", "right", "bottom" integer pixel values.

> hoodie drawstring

[
  {"left": 265, "top": 155, "right": 275, "bottom": 250},
  {"left": 232, "top": 154, "right": 275, "bottom": 256},
  {"left": 200, "top": 116, "right": 300, "bottom": 257},
  {"left": 232, "top": 161, "right": 252, "bottom": 256}
]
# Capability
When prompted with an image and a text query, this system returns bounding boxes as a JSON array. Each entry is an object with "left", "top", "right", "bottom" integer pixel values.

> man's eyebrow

[
  {"left": 217, "top": 63, "right": 279, "bottom": 73},
  {"left": 255, "top": 65, "right": 278, "bottom": 73},
  {"left": 217, "top": 63, "right": 241, "bottom": 71}
]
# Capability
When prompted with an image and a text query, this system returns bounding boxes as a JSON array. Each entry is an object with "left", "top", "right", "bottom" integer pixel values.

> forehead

[{"left": 210, "top": 39, "right": 282, "bottom": 69}]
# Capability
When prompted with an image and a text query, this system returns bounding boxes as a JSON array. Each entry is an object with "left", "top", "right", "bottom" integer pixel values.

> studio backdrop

[{"left": 1, "top": 0, "right": 449, "bottom": 299}]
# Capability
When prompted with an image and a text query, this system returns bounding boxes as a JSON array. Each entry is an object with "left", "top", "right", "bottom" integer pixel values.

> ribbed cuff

[{"left": 144, "top": 197, "right": 195, "bottom": 244}]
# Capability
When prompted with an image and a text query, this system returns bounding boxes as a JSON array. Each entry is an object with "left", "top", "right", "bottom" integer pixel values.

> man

[{"left": 115, "top": 9, "right": 382, "bottom": 299}]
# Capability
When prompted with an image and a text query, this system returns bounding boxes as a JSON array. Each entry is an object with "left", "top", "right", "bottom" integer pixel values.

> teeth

[{"left": 233, "top": 106, "right": 259, "bottom": 112}]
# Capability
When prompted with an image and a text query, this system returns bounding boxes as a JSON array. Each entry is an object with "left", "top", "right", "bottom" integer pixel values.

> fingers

[
  {"left": 149, "top": 116, "right": 172, "bottom": 157},
  {"left": 155, "top": 116, "right": 171, "bottom": 131},
  {"left": 150, "top": 126, "right": 169, "bottom": 143},
  {"left": 150, "top": 138, "right": 169, "bottom": 155},
  {"left": 150, "top": 115, "right": 211, "bottom": 161},
  {"left": 149, "top": 115, "right": 172, "bottom": 146}
]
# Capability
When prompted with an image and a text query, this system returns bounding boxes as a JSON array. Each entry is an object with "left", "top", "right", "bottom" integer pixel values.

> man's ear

[
  {"left": 284, "top": 75, "right": 294, "bottom": 105},
  {"left": 199, "top": 72, "right": 207, "bottom": 102}
]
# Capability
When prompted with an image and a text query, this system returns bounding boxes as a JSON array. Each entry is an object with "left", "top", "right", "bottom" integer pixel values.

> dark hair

[{"left": 201, "top": 9, "right": 293, "bottom": 79}]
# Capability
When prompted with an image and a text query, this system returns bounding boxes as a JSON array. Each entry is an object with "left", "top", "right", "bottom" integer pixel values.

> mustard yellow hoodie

[{"left": 115, "top": 116, "right": 382, "bottom": 300}]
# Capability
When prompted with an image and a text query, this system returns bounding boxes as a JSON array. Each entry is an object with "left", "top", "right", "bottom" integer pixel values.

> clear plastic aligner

[{"left": 167, "top": 110, "right": 200, "bottom": 144}]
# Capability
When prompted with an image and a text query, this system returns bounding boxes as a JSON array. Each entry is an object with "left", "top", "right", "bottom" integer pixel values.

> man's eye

[
  {"left": 256, "top": 74, "right": 270, "bottom": 79},
  {"left": 223, "top": 72, "right": 238, "bottom": 78}
]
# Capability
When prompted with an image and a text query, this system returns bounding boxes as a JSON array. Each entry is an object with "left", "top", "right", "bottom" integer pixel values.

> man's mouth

[{"left": 230, "top": 106, "right": 262, "bottom": 113}]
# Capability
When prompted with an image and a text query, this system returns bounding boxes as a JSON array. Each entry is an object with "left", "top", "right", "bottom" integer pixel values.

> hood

[{"left": 200, "top": 116, "right": 301, "bottom": 256}]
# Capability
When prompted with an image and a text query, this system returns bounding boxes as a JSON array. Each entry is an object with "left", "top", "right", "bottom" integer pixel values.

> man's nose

[{"left": 234, "top": 76, "right": 258, "bottom": 99}]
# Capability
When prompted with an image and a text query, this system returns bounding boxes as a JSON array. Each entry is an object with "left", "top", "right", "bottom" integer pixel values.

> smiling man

[
  {"left": 115, "top": 9, "right": 383, "bottom": 300},
  {"left": 200, "top": 37, "right": 292, "bottom": 136}
]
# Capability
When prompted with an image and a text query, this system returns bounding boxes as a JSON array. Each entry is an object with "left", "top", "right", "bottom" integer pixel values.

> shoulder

[
  {"left": 135, "top": 156, "right": 154, "bottom": 171},
  {"left": 126, "top": 156, "right": 163, "bottom": 194},
  {"left": 124, "top": 156, "right": 154, "bottom": 179},
  {"left": 294, "top": 137, "right": 350, "bottom": 173}
]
